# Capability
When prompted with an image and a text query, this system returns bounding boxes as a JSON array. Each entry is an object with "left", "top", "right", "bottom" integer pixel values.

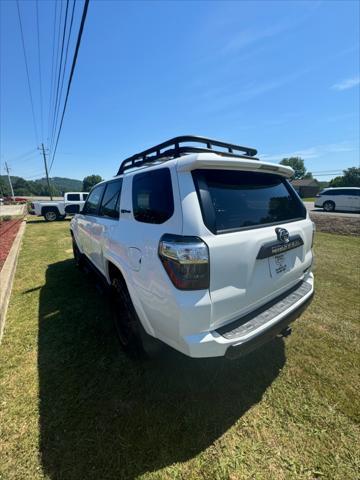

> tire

[
  {"left": 323, "top": 201, "right": 335, "bottom": 212},
  {"left": 44, "top": 209, "right": 58, "bottom": 222},
  {"left": 110, "top": 275, "right": 162, "bottom": 358},
  {"left": 72, "top": 238, "right": 83, "bottom": 268}
]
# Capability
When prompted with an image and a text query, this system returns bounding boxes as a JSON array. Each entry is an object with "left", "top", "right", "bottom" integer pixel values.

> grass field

[{"left": 0, "top": 218, "right": 359, "bottom": 480}]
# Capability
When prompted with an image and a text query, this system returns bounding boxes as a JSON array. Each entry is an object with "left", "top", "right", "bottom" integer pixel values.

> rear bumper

[
  {"left": 225, "top": 288, "right": 313, "bottom": 359},
  {"left": 181, "top": 274, "right": 314, "bottom": 358}
]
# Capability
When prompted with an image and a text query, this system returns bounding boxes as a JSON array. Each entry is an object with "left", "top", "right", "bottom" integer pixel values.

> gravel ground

[{"left": 310, "top": 212, "right": 360, "bottom": 236}]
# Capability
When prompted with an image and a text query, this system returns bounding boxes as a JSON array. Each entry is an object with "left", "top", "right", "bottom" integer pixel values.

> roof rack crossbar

[{"left": 117, "top": 135, "right": 258, "bottom": 175}]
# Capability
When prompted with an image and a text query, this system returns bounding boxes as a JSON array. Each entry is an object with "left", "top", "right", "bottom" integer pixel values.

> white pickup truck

[{"left": 29, "top": 192, "right": 89, "bottom": 222}]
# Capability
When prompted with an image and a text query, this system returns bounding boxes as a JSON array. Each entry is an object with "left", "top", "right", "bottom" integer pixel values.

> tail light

[{"left": 158, "top": 234, "right": 209, "bottom": 290}]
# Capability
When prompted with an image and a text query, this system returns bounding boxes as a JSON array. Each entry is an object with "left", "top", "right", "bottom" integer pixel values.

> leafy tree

[
  {"left": 12, "top": 178, "right": 31, "bottom": 196},
  {"left": 280, "top": 157, "right": 307, "bottom": 179},
  {"left": 83, "top": 175, "right": 103, "bottom": 192},
  {"left": 303, "top": 172, "right": 313, "bottom": 179},
  {"left": 329, "top": 167, "right": 360, "bottom": 187},
  {"left": 0, "top": 176, "right": 11, "bottom": 196}
]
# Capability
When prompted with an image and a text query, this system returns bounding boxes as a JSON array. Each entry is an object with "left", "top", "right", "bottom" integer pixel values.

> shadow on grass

[
  {"left": 26, "top": 218, "right": 72, "bottom": 224},
  {"left": 38, "top": 259, "right": 285, "bottom": 480}
]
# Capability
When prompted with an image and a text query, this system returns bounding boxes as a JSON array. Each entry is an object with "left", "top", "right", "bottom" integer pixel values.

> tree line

[
  {"left": 279, "top": 157, "right": 359, "bottom": 187},
  {"left": 0, "top": 174, "right": 103, "bottom": 197}
]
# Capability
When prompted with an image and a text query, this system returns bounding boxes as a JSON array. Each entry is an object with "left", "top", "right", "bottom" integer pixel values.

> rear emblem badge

[{"left": 276, "top": 228, "right": 290, "bottom": 244}]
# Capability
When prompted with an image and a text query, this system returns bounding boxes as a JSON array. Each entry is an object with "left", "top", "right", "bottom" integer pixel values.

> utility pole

[
  {"left": 41, "top": 143, "right": 53, "bottom": 200},
  {"left": 4, "top": 161, "right": 15, "bottom": 201}
]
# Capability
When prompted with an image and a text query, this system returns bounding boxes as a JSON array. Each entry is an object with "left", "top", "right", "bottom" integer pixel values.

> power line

[
  {"left": 52, "top": 0, "right": 77, "bottom": 150},
  {"left": 16, "top": 0, "right": 39, "bottom": 145},
  {"left": 47, "top": 0, "right": 61, "bottom": 143},
  {"left": 35, "top": 0, "right": 44, "bottom": 140},
  {"left": 49, "top": 0, "right": 70, "bottom": 152},
  {"left": 7, "top": 148, "right": 37, "bottom": 163},
  {"left": 49, "top": 0, "right": 90, "bottom": 172}
]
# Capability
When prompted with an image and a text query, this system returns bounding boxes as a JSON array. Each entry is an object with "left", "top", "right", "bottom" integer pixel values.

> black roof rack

[{"left": 117, "top": 135, "right": 258, "bottom": 175}]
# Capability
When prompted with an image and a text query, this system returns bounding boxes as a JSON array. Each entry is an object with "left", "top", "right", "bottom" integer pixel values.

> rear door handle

[{"left": 121, "top": 209, "right": 131, "bottom": 214}]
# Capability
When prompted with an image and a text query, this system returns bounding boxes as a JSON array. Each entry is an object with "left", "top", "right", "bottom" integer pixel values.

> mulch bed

[
  {"left": 310, "top": 212, "right": 360, "bottom": 236},
  {"left": 0, "top": 218, "right": 24, "bottom": 270}
]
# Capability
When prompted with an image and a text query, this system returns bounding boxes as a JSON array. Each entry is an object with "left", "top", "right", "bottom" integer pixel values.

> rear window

[
  {"left": 192, "top": 170, "right": 306, "bottom": 234},
  {"left": 67, "top": 193, "right": 80, "bottom": 201}
]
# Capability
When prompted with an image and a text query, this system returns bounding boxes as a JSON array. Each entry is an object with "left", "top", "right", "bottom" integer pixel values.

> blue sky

[{"left": 1, "top": 0, "right": 359, "bottom": 182}]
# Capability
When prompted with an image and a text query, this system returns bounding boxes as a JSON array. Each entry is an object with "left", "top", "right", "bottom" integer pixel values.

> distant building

[{"left": 291, "top": 178, "right": 320, "bottom": 198}]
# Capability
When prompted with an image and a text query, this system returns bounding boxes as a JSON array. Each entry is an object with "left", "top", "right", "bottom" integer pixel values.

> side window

[
  {"left": 132, "top": 168, "right": 174, "bottom": 224},
  {"left": 99, "top": 180, "right": 123, "bottom": 219},
  {"left": 82, "top": 193, "right": 88, "bottom": 201},
  {"left": 82, "top": 185, "right": 105, "bottom": 215},
  {"left": 67, "top": 193, "right": 80, "bottom": 201}
]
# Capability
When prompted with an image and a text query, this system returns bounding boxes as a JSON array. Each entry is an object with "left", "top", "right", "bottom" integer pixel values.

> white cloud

[
  {"left": 222, "top": 24, "right": 286, "bottom": 54},
  {"left": 331, "top": 76, "right": 360, "bottom": 91},
  {"left": 260, "top": 141, "right": 356, "bottom": 162}
]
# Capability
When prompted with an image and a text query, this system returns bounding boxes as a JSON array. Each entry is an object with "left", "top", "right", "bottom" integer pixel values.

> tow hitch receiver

[{"left": 279, "top": 326, "right": 292, "bottom": 338}]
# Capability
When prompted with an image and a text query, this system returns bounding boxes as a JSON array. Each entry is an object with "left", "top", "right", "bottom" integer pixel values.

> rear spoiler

[{"left": 176, "top": 154, "right": 294, "bottom": 178}]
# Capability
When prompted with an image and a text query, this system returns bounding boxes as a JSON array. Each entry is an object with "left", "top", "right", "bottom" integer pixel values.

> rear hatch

[{"left": 191, "top": 168, "right": 312, "bottom": 329}]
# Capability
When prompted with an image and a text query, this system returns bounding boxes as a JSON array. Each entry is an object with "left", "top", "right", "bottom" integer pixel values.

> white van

[{"left": 314, "top": 187, "right": 360, "bottom": 212}]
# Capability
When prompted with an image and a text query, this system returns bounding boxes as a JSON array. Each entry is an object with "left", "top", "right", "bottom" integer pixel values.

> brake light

[{"left": 158, "top": 234, "right": 209, "bottom": 290}]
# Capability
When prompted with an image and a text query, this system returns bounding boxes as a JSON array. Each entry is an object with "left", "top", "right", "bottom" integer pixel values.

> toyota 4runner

[{"left": 70, "top": 136, "right": 314, "bottom": 358}]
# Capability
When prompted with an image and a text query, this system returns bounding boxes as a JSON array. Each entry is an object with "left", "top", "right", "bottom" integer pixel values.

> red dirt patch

[
  {"left": 0, "top": 219, "right": 23, "bottom": 270},
  {"left": 310, "top": 213, "right": 360, "bottom": 236}
]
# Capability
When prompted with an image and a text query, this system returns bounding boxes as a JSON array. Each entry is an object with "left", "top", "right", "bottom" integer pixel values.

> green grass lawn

[
  {"left": 0, "top": 218, "right": 359, "bottom": 480},
  {"left": 302, "top": 198, "right": 315, "bottom": 202}
]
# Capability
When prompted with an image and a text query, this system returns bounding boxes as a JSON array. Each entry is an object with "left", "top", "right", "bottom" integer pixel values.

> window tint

[
  {"left": 132, "top": 168, "right": 174, "bottom": 224},
  {"left": 326, "top": 189, "right": 350, "bottom": 196},
  {"left": 349, "top": 189, "right": 360, "bottom": 196},
  {"left": 67, "top": 193, "right": 80, "bottom": 201},
  {"left": 99, "top": 180, "right": 122, "bottom": 219},
  {"left": 192, "top": 170, "right": 306, "bottom": 233},
  {"left": 82, "top": 193, "right": 88, "bottom": 200},
  {"left": 82, "top": 184, "right": 105, "bottom": 215}
]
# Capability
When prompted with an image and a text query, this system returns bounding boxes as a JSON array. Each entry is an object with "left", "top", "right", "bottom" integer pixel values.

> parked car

[
  {"left": 314, "top": 187, "right": 360, "bottom": 212},
  {"left": 70, "top": 136, "right": 315, "bottom": 359},
  {"left": 29, "top": 192, "right": 89, "bottom": 221}
]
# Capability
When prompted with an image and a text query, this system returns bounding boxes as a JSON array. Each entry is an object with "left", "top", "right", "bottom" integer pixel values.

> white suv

[{"left": 70, "top": 136, "right": 314, "bottom": 359}]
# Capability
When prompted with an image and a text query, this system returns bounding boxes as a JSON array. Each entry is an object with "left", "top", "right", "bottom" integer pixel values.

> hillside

[{"left": 0, "top": 175, "right": 82, "bottom": 197}]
